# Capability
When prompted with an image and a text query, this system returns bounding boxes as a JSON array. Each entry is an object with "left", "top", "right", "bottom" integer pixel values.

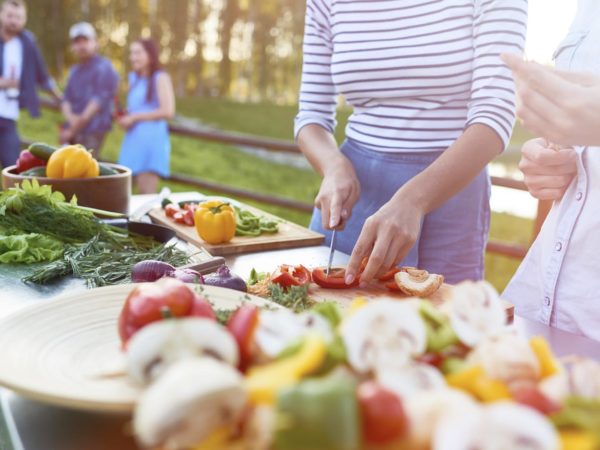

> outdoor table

[{"left": 1, "top": 196, "right": 599, "bottom": 450}]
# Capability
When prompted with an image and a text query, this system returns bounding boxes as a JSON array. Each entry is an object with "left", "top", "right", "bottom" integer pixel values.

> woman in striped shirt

[{"left": 295, "top": 0, "right": 527, "bottom": 284}]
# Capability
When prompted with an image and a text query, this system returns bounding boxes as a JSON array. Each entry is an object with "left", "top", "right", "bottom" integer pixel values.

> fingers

[
  {"left": 345, "top": 224, "right": 375, "bottom": 285},
  {"left": 524, "top": 173, "right": 575, "bottom": 191},
  {"left": 315, "top": 193, "right": 331, "bottom": 230},
  {"left": 520, "top": 146, "right": 577, "bottom": 173},
  {"left": 528, "top": 187, "right": 570, "bottom": 201}
]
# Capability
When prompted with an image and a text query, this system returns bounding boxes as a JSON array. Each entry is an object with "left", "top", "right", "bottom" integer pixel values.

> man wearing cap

[
  {"left": 0, "top": 0, "right": 61, "bottom": 168},
  {"left": 61, "top": 22, "right": 118, "bottom": 157}
]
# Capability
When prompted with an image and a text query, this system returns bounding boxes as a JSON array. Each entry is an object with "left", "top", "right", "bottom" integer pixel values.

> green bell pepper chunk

[{"left": 275, "top": 373, "right": 361, "bottom": 450}]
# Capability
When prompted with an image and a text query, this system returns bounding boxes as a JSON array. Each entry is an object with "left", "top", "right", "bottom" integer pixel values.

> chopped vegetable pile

[
  {"left": 0, "top": 180, "right": 189, "bottom": 287},
  {"left": 121, "top": 278, "right": 600, "bottom": 450}
]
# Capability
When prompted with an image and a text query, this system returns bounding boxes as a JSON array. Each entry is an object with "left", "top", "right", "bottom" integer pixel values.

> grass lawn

[{"left": 16, "top": 99, "right": 534, "bottom": 291}]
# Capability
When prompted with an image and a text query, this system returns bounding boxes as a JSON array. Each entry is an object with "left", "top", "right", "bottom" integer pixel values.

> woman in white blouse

[
  {"left": 502, "top": 0, "right": 600, "bottom": 341},
  {"left": 295, "top": 0, "right": 527, "bottom": 284}
]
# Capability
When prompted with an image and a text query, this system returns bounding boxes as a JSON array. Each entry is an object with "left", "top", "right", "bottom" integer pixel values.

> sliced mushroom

[
  {"left": 341, "top": 299, "right": 427, "bottom": 373},
  {"left": 539, "top": 358, "right": 600, "bottom": 403},
  {"left": 443, "top": 280, "right": 506, "bottom": 347},
  {"left": 377, "top": 362, "right": 446, "bottom": 401},
  {"left": 433, "top": 402, "right": 560, "bottom": 450},
  {"left": 134, "top": 357, "right": 247, "bottom": 450},
  {"left": 395, "top": 268, "right": 444, "bottom": 297},
  {"left": 405, "top": 388, "right": 479, "bottom": 447},
  {"left": 126, "top": 317, "right": 239, "bottom": 385},
  {"left": 468, "top": 331, "right": 540, "bottom": 392},
  {"left": 255, "top": 309, "right": 333, "bottom": 358},
  {"left": 243, "top": 406, "right": 275, "bottom": 450}
]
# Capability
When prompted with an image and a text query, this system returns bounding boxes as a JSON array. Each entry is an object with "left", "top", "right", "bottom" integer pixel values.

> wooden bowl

[{"left": 1, "top": 163, "right": 132, "bottom": 214}]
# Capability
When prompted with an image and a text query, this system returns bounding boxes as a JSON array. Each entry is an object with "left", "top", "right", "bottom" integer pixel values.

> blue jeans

[
  {"left": 310, "top": 138, "right": 491, "bottom": 284},
  {"left": 0, "top": 118, "right": 21, "bottom": 169}
]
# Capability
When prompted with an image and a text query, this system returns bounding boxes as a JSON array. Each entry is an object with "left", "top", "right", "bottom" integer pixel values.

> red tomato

[
  {"left": 416, "top": 352, "right": 445, "bottom": 369},
  {"left": 164, "top": 204, "right": 180, "bottom": 218},
  {"left": 173, "top": 211, "right": 186, "bottom": 224},
  {"left": 183, "top": 209, "right": 195, "bottom": 226},
  {"left": 15, "top": 150, "right": 46, "bottom": 174},
  {"left": 183, "top": 203, "right": 198, "bottom": 212},
  {"left": 378, "top": 268, "right": 401, "bottom": 282},
  {"left": 385, "top": 281, "right": 403, "bottom": 292},
  {"left": 118, "top": 278, "right": 213, "bottom": 345},
  {"left": 190, "top": 294, "right": 217, "bottom": 320},
  {"left": 227, "top": 305, "right": 259, "bottom": 371},
  {"left": 270, "top": 264, "right": 311, "bottom": 288},
  {"left": 312, "top": 267, "right": 359, "bottom": 289},
  {"left": 513, "top": 387, "right": 561, "bottom": 415},
  {"left": 358, "top": 381, "right": 409, "bottom": 444}
]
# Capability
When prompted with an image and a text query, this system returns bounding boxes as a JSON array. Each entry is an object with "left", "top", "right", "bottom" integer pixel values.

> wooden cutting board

[
  {"left": 307, "top": 283, "right": 515, "bottom": 321},
  {"left": 149, "top": 204, "right": 324, "bottom": 256}
]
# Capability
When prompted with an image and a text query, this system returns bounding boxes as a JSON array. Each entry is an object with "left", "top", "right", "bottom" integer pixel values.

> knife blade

[
  {"left": 130, "top": 187, "right": 171, "bottom": 221},
  {"left": 325, "top": 229, "right": 337, "bottom": 276}
]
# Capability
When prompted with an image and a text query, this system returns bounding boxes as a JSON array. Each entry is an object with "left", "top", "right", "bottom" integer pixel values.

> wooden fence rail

[{"left": 27, "top": 97, "right": 538, "bottom": 259}]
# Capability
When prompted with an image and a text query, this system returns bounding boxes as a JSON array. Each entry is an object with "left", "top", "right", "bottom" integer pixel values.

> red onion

[
  {"left": 169, "top": 268, "right": 204, "bottom": 284},
  {"left": 131, "top": 260, "right": 175, "bottom": 282},
  {"left": 203, "top": 265, "right": 247, "bottom": 292}
]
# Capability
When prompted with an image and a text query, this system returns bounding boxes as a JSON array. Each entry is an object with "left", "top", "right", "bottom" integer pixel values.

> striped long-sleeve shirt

[{"left": 294, "top": 0, "right": 528, "bottom": 152}]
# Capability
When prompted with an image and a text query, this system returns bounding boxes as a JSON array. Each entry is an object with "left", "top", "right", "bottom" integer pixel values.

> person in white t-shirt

[
  {"left": 501, "top": 0, "right": 600, "bottom": 341},
  {"left": 0, "top": 0, "right": 60, "bottom": 168}
]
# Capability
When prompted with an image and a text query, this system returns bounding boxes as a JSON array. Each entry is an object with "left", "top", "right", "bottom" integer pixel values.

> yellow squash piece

[
  {"left": 46, "top": 145, "right": 99, "bottom": 179},
  {"left": 446, "top": 365, "right": 511, "bottom": 402},
  {"left": 559, "top": 429, "right": 599, "bottom": 450},
  {"left": 245, "top": 334, "right": 327, "bottom": 405},
  {"left": 194, "top": 201, "right": 237, "bottom": 245},
  {"left": 529, "top": 336, "right": 561, "bottom": 378},
  {"left": 347, "top": 297, "right": 368, "bottom": 316}
]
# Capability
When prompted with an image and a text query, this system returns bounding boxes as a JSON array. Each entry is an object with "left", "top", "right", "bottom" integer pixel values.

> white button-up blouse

[{"left": 503, "top": 0, "right": 600, "bottom": 341}]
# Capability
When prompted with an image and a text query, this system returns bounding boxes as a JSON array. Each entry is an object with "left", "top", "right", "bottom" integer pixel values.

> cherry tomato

[
  {"left": 183, "top": 209, "right": 195, "bottom": 226},
  {"left": 513, "top": 387, "right": 561, "bottom": 415},
  {"left": 271, "top": 264, "right": 311, "bottom": 288},
  {"left": 385, "top": 281, "right": 403, "bottom": 292},
  {"left": 312, "top": 267, "right": 359, "bottom": 289},
  {"left": 416, "top": 352, "right": 445, "bottom": 369},
  {"left": 378, "top": 267, "right": 401, "bottom": 282},
  {"left": 358, "top": 381, "right": 409, "bottom": 444},
  {"left": 164, "top": 204, "right": 180, "bottom": 218},
  {"left": 183, "top": 203, "right": 198, "bottom": 213},
  {"left": 117, "top": 278, "right": 215, "bottom": 345},
  {"left": 227, "top": 305, "right": 259, "bottom": 371},
  {"left": 190, "top": 294, "right": 217, "bottom": 320},
  {"left": 173, "top": 211, "right": 186, "bottom": 224}
]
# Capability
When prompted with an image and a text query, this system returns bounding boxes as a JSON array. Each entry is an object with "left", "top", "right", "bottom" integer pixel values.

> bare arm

[
  {"left": 0, "top": 78, "right": 18, "bottom": 89},
  {"left": 67, "top": 100, "right": 101, "bottom": 136},
  {"left": 346, "top": 124, "right": 503, "bottom": 284},
  {"left": 128, "top": 73, "right": 175, "bottom": 122},
  {"left": 298, "top": 124, "right": 360, "bottom": 229}
]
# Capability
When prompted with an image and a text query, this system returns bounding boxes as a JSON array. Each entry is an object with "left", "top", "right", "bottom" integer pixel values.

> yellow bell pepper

[
  {"left": 245, "top": 334, "right": 327, "bottom": 405},
  {"left": 446, "top": 365, "right": 511, "bottom": 402},
  {"left": 559, "top": 429, "right": 599, "bottom": 450},
  {"left": 347, "top": 297, "right": 368, "bottom": 316},
  {"left": 529, "top": 336, "right": 561, "bottom": 378},
  {"left": 194, "top": 201, "right": 237, "bottom": 245},
  {"left": 46, "top": 145, "right": 100, "bottom": 179}
]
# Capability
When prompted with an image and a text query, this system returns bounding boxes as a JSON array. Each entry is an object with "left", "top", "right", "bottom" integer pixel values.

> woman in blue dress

[{"left": 118, "top": 38, "right": 174, "bottom": 194}]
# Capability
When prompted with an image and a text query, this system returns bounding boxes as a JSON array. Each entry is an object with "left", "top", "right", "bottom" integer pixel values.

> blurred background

[{"left": 17, "top": 0, "right": 577, "bottom": 290}]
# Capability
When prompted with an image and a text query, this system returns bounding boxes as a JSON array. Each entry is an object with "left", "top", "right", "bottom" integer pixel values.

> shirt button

[
  {"left": 544, "top": 297, "right": 551, "bottom": 306},
  {"left": 555, "top": 242, "right": 563, "bottom": 252},
  {"left": 576, "top": 192, "right": 583, "bottom": 201}
]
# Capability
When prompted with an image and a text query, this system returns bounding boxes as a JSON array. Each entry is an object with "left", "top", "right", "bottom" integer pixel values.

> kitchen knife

[{"left": 325, "top": 229, "right": 337, "bottom": 276}]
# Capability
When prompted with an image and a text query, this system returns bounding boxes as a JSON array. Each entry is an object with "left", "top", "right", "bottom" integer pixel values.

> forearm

[
  {"left": 0, "top": 77, "right": 15, "bottom": 89},
  {"left": 297, "top": 124, "right": 349, "bottom": 176},
  {"left": 71, "top": 101, "right": 101, "bottom": 134},
  {"left": 394, "top": 124, "right": 503, "bottom": 213},
  {"left": 128, "top": 108, "right": 174, "bottom": 123}
]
